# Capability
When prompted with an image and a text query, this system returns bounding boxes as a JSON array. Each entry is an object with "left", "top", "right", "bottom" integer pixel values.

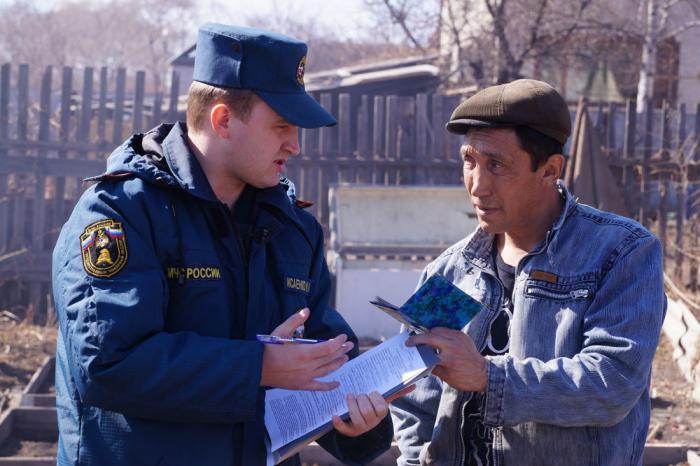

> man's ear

[
  {"left": 541, "top": 153, "right": 565, "bottom": 186},
  {"left": 210, "top": 103, "right": 232, "bottom": 139}
]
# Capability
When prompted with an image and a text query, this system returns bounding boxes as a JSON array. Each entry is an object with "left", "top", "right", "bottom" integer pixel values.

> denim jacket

[{"left": 391, "top": 184, "right": 666, "bottom": 466}]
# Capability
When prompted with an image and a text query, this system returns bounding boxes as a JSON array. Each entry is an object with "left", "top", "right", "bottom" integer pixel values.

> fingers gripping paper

[{"left": 264, "top": 331, "right": 437, "bottom": 464}]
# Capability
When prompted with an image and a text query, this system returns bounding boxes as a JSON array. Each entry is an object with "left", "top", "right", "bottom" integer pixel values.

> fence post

[
  {"left": 0, "top": 63, "right": 10, "bottom": 254},
  {"left": 385, "top": 95, "right": 399, "bottom": 185},
  {"left": 372, "top": 95, "right": 385, "bottom": 184},
  {"left": 319, "top": 93, "right": 334, "bottom": 230},
  {"left": 167, "top": 70, "right": 180, "bottom": 122},
  {"left": 606, "top": 102, "right": 618, "bottom": 156},
  {"left": 639, "top": 105, "right": 654, "bottom": 226},
  {"left": 53, "top": 66, "right": 73, "bottom": 234},
  {"left": 337, "top": 93, "right": 352, "bottom": 183},
  {"left": 415, "top": 93, "right": 429, "bottom": 184},
  {"left": 675, "top": 103, "right": 686, "bottom": 280},
  {"left": 97, "top": 67, "right": 108, "bottom": 146},
  {"left": 356, "top": 94, "right": 371, "bottom": 183},
  {"left": 77, "top": 67, "right": 94, "bottom": 197},
  {"left": 622, "top": 99, "right": 636, "bottom": 189},
  {"left": 34, "top": 66, "right": 51, "bottom": 254},
  {"left": 113, "top": 68, "right": 126, "bottom": 145},
  {"left": 10, "top": 64, "right": 30, "bottom": 251},
  {"left": 132, "top": 70, "right": 146, "bottom": 134}
]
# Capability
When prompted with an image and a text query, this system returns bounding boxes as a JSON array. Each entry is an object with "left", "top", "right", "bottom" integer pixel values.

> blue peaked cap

[{"left": 193, "top": 23, "right": 336, "bottom": 128}]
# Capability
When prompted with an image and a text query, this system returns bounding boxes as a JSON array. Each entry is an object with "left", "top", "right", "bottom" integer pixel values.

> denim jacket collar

[{"left": 461, "top": 181, "right": 578, "bottom": 272}]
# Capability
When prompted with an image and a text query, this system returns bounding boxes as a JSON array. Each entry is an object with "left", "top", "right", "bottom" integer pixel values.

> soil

[
  {"left": 0, "top": 318, "right": 56, "bottom": 404},
  {"left": 0, "top": 315, "right": 698, "bottom": 462},
  {"left": 649, "top": 332, "right": 700, "bottom": 464}
]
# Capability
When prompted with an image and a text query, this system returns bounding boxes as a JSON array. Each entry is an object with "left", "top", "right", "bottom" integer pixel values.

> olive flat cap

[{"left": 446, "top": 79, "right": 571, "bottom": 145}]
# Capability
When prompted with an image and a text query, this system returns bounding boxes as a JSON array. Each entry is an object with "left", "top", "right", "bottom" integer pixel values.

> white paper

[{"left": 264, "top": 331, "right": 428, "bottom": 453}]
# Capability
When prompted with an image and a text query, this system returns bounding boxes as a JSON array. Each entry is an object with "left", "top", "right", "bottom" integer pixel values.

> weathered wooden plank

[
  {"left": 606, "top": 102, "right": 617, "bottom": 154},
  {"left": 79, "top": 67, "right": 94, "bottom": 142},
  {"left": 677, "top": 103, "right": 687, "bottom": 148},
  {"left": 0, "top": 407, "right": 14, "bottom": 449},
  {"left": 639, "top": 105, "right": 654, "bottom": 224},
  {"left": 356, "top": 95, "right": 371, "bottom": 159},
  {"left": 397, "top": 96, "right": 416, "bottom": 184},
  {"left": 338, "top": 93, "right": 351, "bottom": 154},
  {"left": 675, "top": 103, "right": 687, "bottom": 280},
  {"left": 0, "top": 63, "right": 9, "bottom": 143},
  {"left": 622, "top": 99, "right": 636, "bottom": 187},
  {"left": 372, "top": 95, "right": 385, "bottom": 184},
  {"left": 385, "top": 95, "right": 399, "bottom": 185},
  {"left": 9, "top": 65, "right": 30, "bottom": 252},
  {"left": 12, "top": 407, "right": 58, "bottom": 440},
  {"left": 642, "top": 443, "right": 691, "bottom": 465},
  {"left": 97, "top": 67, "right": 108, "bottom": 145},
  {"left": 53, "top": 66, "right": 73, "bottom": 239},
  {"left": 151, "top": 91, "right": 163, "bottom": 128},
  {"left": 694, "top": 103, "right": 700, "bottom": 162},
  {"left": 17, "top": 64, "right": 29, "bottom": 142},
  {"left": 0, "top": 458, "right": 55, "bottom": 466},
  {"left": 168, "top": 70, "right": 180, "bottom": 121},
  {"left": 0, "top": 156, "right": 105, "bottom": 178},
  {"left": 33, "top": 66, "right": 51, "bottom": 253},
  {"left": 112, "top": 68, "right": 126, "bottom": 145},
  {"left": 660, "top": 100, "right": 670, "bottom": 161},
  {"left": 431, "top": 94, "right": 445, "bottom": 161},
  {"left": 318, "top": 93, "right": 334, "bottom": 226},
  {"left": 0, "top": 64, "right": 9, "bottom": 250},
  {"left": 22, "top": 357, "right": 54, "bottom": 395},
  {"left": 319, "top": 93, "right": 334, "bottom": 158},
  {"left": 337, "top": 93, "right": 351, "bottom": 182},
  {"left": 132, "top": 70, "right": 145, "bottom": 134},
  {"left": 77, "top": 67, "right": 94, "bottom": 197},
  {"left": 27, "top": 281, "right": 44, "bottom": 325},
  {"left": 416, "top": 93, "right": 428, "bottom": 159}
]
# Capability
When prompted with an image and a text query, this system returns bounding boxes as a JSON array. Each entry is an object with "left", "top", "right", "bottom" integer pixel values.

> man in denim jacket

[{"left": 390, "top": 79, "right": 666, "bottom": 466}]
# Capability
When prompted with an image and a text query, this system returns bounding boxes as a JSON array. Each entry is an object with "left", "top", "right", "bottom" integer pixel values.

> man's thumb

[{"left": 271, "top": 307, "right": 310, "bottom": 337}]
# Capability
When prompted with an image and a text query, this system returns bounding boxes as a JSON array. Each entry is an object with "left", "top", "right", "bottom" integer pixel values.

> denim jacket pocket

[{"left": 524, "top": 276, "right": 596, "bottom": 303}]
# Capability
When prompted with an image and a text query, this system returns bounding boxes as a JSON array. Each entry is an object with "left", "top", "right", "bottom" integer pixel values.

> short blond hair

[{"left": 186, "top": 81, "right": 257, "bottom": 131}]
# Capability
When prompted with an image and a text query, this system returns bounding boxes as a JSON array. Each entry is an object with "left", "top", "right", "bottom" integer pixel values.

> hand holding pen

[
  {"left": 259, "top": 307, "right": 353, "bottom": 391},
  {"left": 256, "top": 334, "right": 324, "bottom": 345}
]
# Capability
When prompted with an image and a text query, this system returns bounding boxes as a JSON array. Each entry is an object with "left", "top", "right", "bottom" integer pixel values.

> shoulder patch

[{"left": 80, "top": 219, "right": 128, "bottom": 278}]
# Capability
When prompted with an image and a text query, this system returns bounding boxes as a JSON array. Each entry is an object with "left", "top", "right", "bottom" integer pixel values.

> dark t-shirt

[{"left": 462, "top": 248, "right": 515, "bottom": 466}]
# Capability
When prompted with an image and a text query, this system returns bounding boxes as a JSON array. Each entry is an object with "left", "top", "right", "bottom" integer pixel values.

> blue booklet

[{"left": 370, "top": 274, "right": 481, "bottom": 333}]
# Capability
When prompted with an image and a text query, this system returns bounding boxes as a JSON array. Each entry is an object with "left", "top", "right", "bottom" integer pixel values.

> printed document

[{"left": 264, "top": 331, "right": 437, "bottom": 464}]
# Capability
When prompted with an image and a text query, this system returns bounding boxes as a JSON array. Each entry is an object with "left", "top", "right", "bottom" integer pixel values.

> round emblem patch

[
  {"left": 296, "top": 56, "right": 306, "bottom": 86},
  {"left": 80, "top": 219, "right": 128, "bottom": 278}
]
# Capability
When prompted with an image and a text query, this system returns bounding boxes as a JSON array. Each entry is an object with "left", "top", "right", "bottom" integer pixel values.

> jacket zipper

[{"left": 526, "top": 286, "right": 590, "bottom": 300}]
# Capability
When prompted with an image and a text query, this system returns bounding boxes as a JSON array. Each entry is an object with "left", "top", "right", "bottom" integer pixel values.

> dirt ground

[
  {"left": 0, "top": 315, "right": 698, "bottom": 461},
  {"left": 649, "top": 332, "right": 700, "bottom": 454}
]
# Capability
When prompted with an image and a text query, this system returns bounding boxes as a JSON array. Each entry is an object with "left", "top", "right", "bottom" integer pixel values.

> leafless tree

[
  {"left": 631, "top": 0, "right": 700, "bottom": 112},
  {"left": 243, "top": 1, "right": 415, "bottom": 72},
  {"left": 366, "top": 0, "right": 594, "bottom": 87},
  {"left": 0, "top": 0, "right": 197, "bottom": 92}
]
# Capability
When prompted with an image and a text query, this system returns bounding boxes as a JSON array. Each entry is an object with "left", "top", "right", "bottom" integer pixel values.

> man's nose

[
  {"left": 283, "top": 128, "right": 301, "bottom": 156},
  {"left": 468, "top": 165, "right": 490, "bottom": 197}
]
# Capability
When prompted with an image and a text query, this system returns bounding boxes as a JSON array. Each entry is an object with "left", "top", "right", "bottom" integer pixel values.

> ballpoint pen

[{"left": 256, "top": 334, "right": 325, "bottom": 344}]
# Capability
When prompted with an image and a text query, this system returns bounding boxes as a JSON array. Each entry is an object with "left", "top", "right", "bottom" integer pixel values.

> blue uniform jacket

[{"left": 52, "top": 123, "right": 392, "bottom": 466}]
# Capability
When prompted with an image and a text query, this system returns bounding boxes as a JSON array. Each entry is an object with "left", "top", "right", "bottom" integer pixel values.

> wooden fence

[
  {"left": 0, "top": 64, "right": 465, "bottom": 322},
  {"left": 0, "top": 63, "right": 699, "bottom": 322}
]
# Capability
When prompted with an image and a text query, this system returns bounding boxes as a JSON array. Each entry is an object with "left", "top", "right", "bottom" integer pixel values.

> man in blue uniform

[{"left": 52, "top": 24, "right": 393, "bottom": 466}]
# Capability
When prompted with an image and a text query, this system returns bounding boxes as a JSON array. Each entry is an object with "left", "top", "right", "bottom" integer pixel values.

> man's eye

[
  {"left": 489, "top": 160, "right": 504, "bottom": 171},
  {"left": 463, "top": 155, "right": 475, "bottom": 168}
]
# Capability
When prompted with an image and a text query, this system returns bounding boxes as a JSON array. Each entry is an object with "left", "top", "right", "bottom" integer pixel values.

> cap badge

[
  {"left": 296, "top": 56, "right": 306, "bottom": 86},
  {"left": 80, "top": 219, "right": 128, "bottom": 278}
]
